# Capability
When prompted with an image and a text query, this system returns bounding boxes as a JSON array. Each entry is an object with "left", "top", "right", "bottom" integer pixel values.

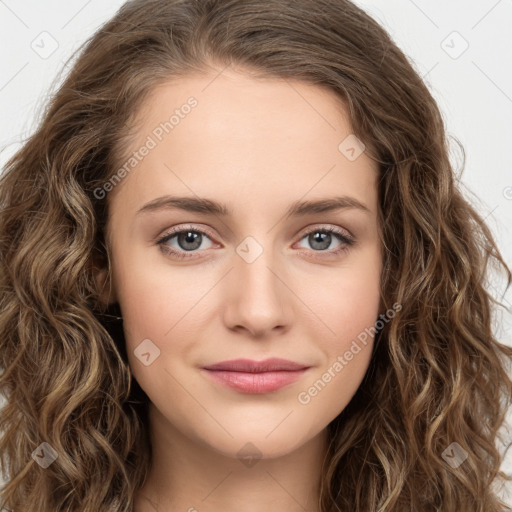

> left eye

[
  {"left": 296, "top": 227, "right": 354, "bottom": 253},
  {"left": 156, "top": 225, "right": 354, "bottom": 259}
]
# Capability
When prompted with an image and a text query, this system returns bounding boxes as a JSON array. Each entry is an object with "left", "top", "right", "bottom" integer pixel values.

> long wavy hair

[{"left": 1, "top": 0, "right": 511, "bottom": 510}]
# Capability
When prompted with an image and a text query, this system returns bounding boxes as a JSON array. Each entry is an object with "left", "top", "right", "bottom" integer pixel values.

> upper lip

[{"left": 202, "top": 358, "right": 310, "bottom": 373}]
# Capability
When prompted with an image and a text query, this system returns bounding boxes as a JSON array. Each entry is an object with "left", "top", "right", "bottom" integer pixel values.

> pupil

[
  {"left": 311, "top": 232, "right": 329, "bottom": 250},
  {"left": 180, "top": 231, "right": 201, "bottom": 251}
]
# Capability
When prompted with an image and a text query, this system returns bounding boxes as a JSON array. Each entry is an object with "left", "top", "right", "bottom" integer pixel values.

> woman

[{"left": 1, "top": 0, "right": 511, "bottom": 510}]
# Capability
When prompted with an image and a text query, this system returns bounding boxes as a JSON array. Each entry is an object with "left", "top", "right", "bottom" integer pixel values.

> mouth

[{"left": 201, "top": 358, "right": 311, "bottom": 394}]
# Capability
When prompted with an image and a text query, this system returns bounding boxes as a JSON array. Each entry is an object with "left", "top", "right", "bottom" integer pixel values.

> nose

[{"left": 222, "top": 244, "right": 293, "bottom": 339}]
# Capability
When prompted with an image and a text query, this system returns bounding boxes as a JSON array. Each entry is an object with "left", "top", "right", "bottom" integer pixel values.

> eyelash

[{"left": 155, "top": 224, "right": 355, "bottom": 260}]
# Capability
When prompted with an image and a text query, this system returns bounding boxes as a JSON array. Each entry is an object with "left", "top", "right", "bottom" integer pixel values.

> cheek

[
  {"left": 296, "top": 267, "right": 381, "bottom": 417},
  {"left": 112, "top": 243, "right": 199, "bottom": 335},
  {"left": 293, "top": 249, "right": 381, "bottom": 414},
  {"left": 296, "top": 346, "right": 372, "bottom": 426},
  {"left": 298, "top": 249, "right": 381, "bottom": 347},
  {"left": 112, "top": 249, "right": 220, "bottom": 391}
]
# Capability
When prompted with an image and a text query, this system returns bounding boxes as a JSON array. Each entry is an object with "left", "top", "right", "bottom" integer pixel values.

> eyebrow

[{"left": 136, "top": 195, "right": 371, "bottom": 217}]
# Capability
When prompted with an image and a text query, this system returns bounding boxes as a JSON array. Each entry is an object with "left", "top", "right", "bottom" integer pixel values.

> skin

[{"left": 96, "top": 65, "right": 383, "bottom": 511}]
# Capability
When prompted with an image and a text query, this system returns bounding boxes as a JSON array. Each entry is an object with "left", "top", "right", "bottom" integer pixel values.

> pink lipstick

[{"left": 201, "top": 358, "right": 310, "bottom": 394}]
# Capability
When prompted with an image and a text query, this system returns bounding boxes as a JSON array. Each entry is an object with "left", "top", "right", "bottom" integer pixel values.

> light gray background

[{"left": 1, "top": 0, "right": 511, "bottom": 505}]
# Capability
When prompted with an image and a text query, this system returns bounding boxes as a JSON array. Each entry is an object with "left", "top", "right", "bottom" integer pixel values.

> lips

[
  {"left": 202, "top": 358, "right": 309, "bottom": 372},
  {"left": 201, "top": 358, "right": 311, "bottom": 394}
]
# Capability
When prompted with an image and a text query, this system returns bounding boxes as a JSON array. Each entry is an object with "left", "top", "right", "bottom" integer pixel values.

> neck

[{"left": 133, "top": 403, "right": 330, "bottom": 512}]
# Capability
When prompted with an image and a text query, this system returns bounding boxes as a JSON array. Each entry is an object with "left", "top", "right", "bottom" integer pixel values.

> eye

[
  {"left": 156, "top": 224, "right": 216, "bottom": 260},
  {"left": 155, "top": 224, "right": 355, "bottom": 260},
  {"left": 295, "top": 226, "right": 355, "bottom": 256}
]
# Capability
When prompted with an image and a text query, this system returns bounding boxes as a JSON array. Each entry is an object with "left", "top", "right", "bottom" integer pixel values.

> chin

[{"left": 194, "top": 421, "right": 320, "bottom": 462}]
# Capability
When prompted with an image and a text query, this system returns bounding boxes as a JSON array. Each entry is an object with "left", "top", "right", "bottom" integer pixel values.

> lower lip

[{"left": 201, "top": 368, "right": 309, "bottom": 394}]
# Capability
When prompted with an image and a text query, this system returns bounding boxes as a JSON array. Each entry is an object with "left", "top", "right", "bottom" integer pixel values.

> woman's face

[{"left": 101, "top": 67, "right": 382, "bottom": 459}]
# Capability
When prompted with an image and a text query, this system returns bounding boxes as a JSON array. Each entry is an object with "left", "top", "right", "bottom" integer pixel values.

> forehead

[{"left": 107, "top": 68, "right": 378, "bottom": 219}]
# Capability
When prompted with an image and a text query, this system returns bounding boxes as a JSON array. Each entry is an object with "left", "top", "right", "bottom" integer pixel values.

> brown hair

[{"left": 1, "top": 0, "right": 511, "bottom": 510}]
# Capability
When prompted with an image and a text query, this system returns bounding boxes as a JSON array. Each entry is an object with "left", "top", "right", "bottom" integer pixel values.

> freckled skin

[{"left": 97, "top": 67, "right": 382, "bottom": 512}]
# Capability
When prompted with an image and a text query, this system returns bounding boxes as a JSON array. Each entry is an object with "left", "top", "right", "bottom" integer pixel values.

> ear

[{"left": 94, "top": 266, "right": 117, "bottom": 307}]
